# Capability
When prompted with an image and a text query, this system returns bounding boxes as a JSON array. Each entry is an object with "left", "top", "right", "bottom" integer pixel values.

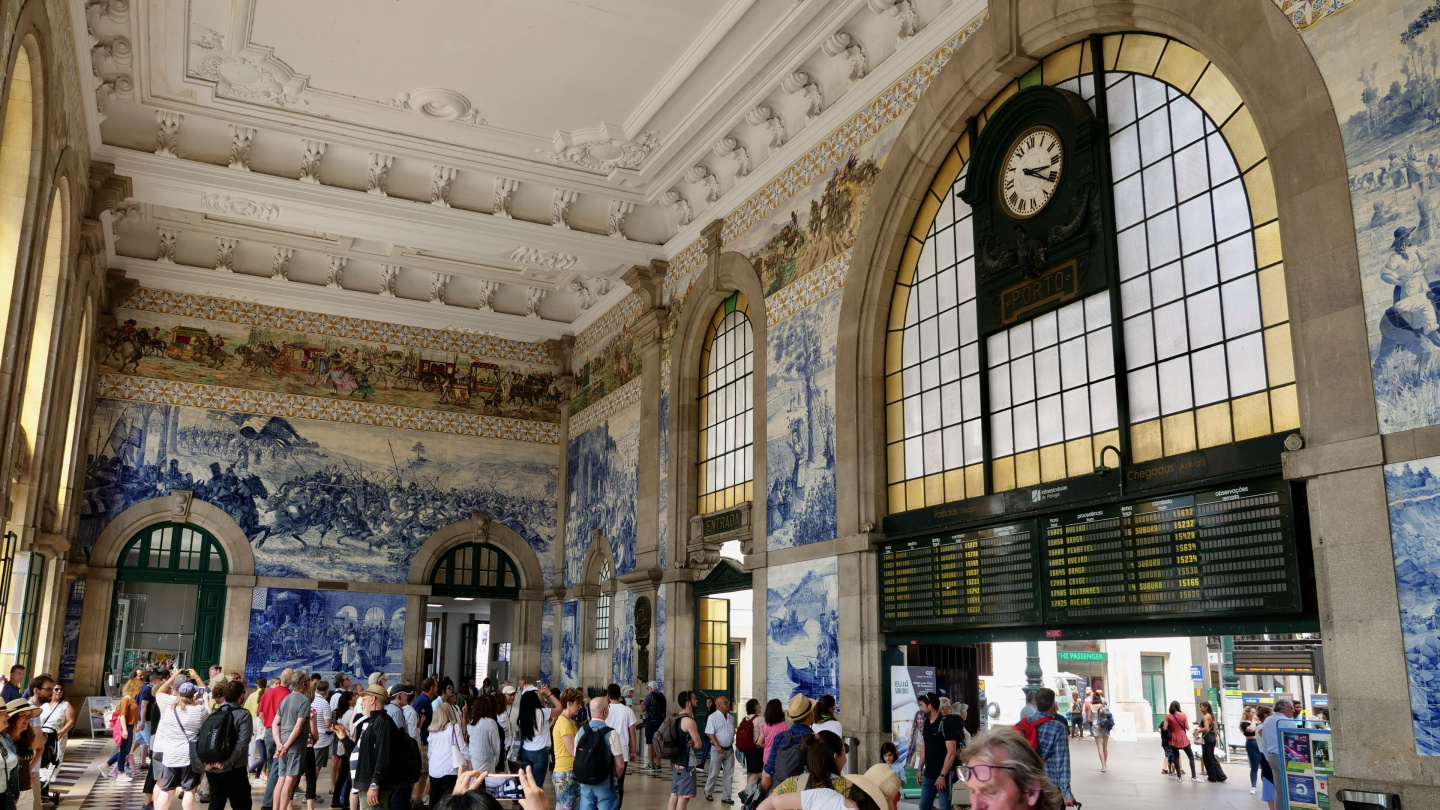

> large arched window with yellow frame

[
  {"left": 698, "top": 291, "right": 754, "bottom": 515},
  {"left": 885, "top": 34, "right": 1296, "bottom": 513},
  {"left": 0, "top": 41, "right": 38, "bottom": 367}
]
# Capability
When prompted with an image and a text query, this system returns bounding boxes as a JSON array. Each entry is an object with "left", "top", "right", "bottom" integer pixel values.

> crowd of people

[{"left": 0, "top": 665, "right": 79, "bottom": 810}]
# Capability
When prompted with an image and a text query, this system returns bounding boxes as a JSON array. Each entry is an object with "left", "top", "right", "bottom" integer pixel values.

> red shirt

[{"left": 258, "top": 686, "right": 291, "bottom": 728}]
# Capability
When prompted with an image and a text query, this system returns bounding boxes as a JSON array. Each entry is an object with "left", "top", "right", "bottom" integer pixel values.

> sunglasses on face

[{"left": 965, "top": 763, "right": 1017, "bottom": 783}]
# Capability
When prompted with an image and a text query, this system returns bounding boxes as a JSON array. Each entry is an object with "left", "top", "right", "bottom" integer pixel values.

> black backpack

[
  {"left": 648, "top": 692, "right": 668, "bottom": 723},
  {"left": 572, "top": 724, "right": 614, "bottom": 786},
  {"left": 770, "top": 730, "right": 807, "bottom": 783},
  {"left": 195, "top": 704, "right": 241, "bottom": 764},
  {"left": 393, "top": 733, "right": 422, "bottom": 787}
]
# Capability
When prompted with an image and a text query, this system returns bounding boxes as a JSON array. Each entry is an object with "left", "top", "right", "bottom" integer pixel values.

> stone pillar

[
  {"left": 220, "top": 575, "right": 258, "bottom": 677},
  {"left": 836, "top": 540, "right": 884, "bottom": 764},
  {"left": 621, "top": 573, "right": 661, "bottom": 691},
  {"left": 660, "top": 579, "right": 695, "bottom": 693},
  {"left": 512, "top": 592, "right": 544, "bottom": 683},
  {"left": 626, "top": 261, "right": 667, "bottom": 575},
  {"left": 29, "top": 535, "right": 66, "bottom": 677},
  {"left": 545, "top": 590, "right": 565, "bottom": 685},
  {"left": 72, "top": 566, "right": 115, "bottom": 699},
  {"left": 401, "top": 589, "right": 430, "bottom": 683}
]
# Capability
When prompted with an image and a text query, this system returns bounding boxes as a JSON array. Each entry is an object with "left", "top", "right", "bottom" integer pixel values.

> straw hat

[
  {"left": 848, "top": 764, "right": 903, "bottom": 810},
  {"left": 785, "top": 694, "right": 814, "bottom": 723},
  {"left": 363, "top": 684, "right": 389, "bottom": 701},
  {"left": 3, "top": 700, "right": 38, "bottom": 718}
]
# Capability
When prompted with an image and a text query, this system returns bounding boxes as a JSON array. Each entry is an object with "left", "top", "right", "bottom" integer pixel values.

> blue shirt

[
  {"left": 1259, "top": 712, "right": 1296, "bottom": 756},
  {"left": 0, "top": 683, "right": 19, "bottom": 704},
  {"left": 763, "top": 723, "right": 812, "bottom": 776},
  {"left": 412, "top": 694, "right": 433, "bottom": 744},
  {"left": 1034, "top": 715, "right": 1072, "bottom": 800}
]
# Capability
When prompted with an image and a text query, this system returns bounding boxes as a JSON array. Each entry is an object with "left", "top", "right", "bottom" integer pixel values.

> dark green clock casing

[{"left": 959, "top": 85, "right": 1120, "bottom": 337}]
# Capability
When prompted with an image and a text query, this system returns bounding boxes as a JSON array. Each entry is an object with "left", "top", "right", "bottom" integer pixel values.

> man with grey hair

[
  {"left": 576, "top": 696, "right": 625, "bottom": 810},
  {"left": 1260, "top": 698, "right": 1297, "bottom": 803}
]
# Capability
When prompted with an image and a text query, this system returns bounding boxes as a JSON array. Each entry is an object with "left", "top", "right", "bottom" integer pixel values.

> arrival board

[{"left": 879, "top": 477, "right": 1302, "bottom": 633}]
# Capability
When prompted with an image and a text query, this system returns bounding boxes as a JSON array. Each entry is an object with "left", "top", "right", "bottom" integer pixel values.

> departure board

[{"left": 879, "top": 477, "right": 1303, "bottom": 633}]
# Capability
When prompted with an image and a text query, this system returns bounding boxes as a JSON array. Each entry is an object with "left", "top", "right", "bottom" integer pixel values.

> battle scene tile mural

[
  {"left": 565, "top": 402, "right": 640, "bottom": 585},
  {"left": 1307, "top": 0, "right": 1440, "bottom": 432},
  {"left": 81, "top": 398, "right": 558, "bottom": 585},
  {"left": 101, "top": 306, "right": 562, "bottom": 423},
  {"left": 246, "top": 587, "right": 405, "bottom": 684},
  {"left": 766, "top": 558, "right": 838, "bottom": 703},
  {"left": 1385, "top": 456, "right": 1440, "bottom": 754},
  {"left": 766, "top": 291, "right": 840, "bottom": 550},
  {"left": 561, "top": 599, "right": 579, "bottom": 687}
]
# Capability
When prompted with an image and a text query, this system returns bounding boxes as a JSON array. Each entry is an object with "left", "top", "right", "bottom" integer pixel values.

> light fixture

[
  {"left": 1093, "top": 445, "right": 1126, "bottom": 495},
  {"left": 454, "top": 597, "right": 475, "bottom": 601},
  {"left": 427, "top": 604, "right": 442, "bottom": 608}
]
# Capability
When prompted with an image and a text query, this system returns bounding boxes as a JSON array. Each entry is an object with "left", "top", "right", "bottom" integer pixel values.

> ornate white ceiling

[{"left": 77, "top": 0, "right": 971, "bottom": 342}]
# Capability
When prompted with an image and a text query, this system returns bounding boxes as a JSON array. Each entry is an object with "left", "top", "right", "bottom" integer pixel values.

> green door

[
  {"left": 697, "top": 596, "right": 731, "bottom": 721},
  {"left": 192, "top": 584, "right": 226, "bottom": 674},
  {"left": 1141, "top": 655, "right": 1166, "bottom": 731}
]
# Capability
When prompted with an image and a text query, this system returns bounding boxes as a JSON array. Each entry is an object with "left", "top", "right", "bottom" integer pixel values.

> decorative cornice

[
  {"left": 568, "top": 376, "right": 642, "bottom": 436},
  {"left": 201, "top": 193, "right": 279, "bottom": 222},
  {"left": 116, "top": 287, "right": 554, "bottom": 364},
  {"left": 543, "top": 131, "right": 661, "bottom": 173},
  {"left": 96, "top": 374, "right": 561, "bottom": 443},
  {"left": 1272, "top": 0, "right": 1354, "bottom": 30}
]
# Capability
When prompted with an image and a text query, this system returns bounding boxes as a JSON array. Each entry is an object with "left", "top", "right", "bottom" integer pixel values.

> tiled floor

[{"left": 55, "top": 736, "right": 1266, "bottom": 810}]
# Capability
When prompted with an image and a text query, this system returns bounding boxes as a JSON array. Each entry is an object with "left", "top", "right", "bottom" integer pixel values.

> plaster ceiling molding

[
  {"left": 156, "top": 227, "right": 180, "bottom": 263},
  {"left": 661, "top": 189, "right": 693, "bottom": 227},
  {"left": 525, "top": 287, "right": 547, "bottom": 319},
  {"left": 685, "top": 165, "right": 721, "bottom": 203},
  {"left": 476, "top": 280, "right": 499, "bottom": 312},
  {"left": 187, "top": 27, "right": 308, "bottom": 109},
  {"left": 430, "top": 165, "right": 458, "bottom": 208},
  {"left": 366, "top": 152, "right": 395, "bottom": 196},
  {"left": 781, "top": 70, "right": 824, "bottom": 122},
  {"left": 200, "top": 193, "right": 280, "bottom": 223},
  {"left": 567, "top": 276, "right": 614, "bottom": 312},
  {"left": 379, "top": 264, "right": 400, "bottom": 297},
  {"left": 111, "top": 203, "right": 143, "bottom": 235},
  {"left": 510, "top": 247, "right": 580, "bottom": 277},
  {"left": 493, "top": 177, "right": 520, "bottom": 218},
  {"left": 215, "top": 237, "right": 239, "bottom": 273},
  {"left": 299, "top": 140, "right": 327, "bottom": 184},
  {"left": 608, "top": 200, "right": 635, "bottom": 240},
  {"left": 745, "top": 105, "right": 787, "bottom": 153},
  {"left": 85, "top": 0, "right": 131, "bottom": 29},
  {"left": 228, "top": 125, "right": 258, "bottom": 171},
  {"left": 551, "top": 189, "right": 579, "bottom": 229},
  {"left": 272, "top": 246, "right": 294, "bottom": 280},
  {"left": 92, "top": 37, "right": 133, "bottom": 70},
  {"left": 386, "top": 88, "right": 485, "bottom": 126},
  {"left": 543, "top": 128, "right": 661, "bottom": 175},
  {"left": 712, "top": 137, "right": 751, "bottom": 178},
  {"left": 326, "top": 255, "right": 347, "bottom": 290},
  {"left": 429, "top": 272, "right": 453, "bottom": 304},
  {"left": 867, "top": 0, "right": 922, "bottom": 46},
  {"left": 822, "top": 31, "right": 867, "bottom": 85},
  {"left": 155, "top": 110, "right": 183, "bottom": 158}
]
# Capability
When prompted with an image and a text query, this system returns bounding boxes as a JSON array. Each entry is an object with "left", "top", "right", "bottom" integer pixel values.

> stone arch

[
  {"left": 665, "top": 248, "right": 770, "bottom": 567},
  {"left": 580, "top": 530, "right": 618, "bottom": 597},
  {"left": 835, "top": 0, "right": 1362, "bottom": 535},
  {"left": 88, "top": 492, "right": 257, "bottom": 575},
  {"left": 406, "top": 512, "right": 545, "bottom": 593}
]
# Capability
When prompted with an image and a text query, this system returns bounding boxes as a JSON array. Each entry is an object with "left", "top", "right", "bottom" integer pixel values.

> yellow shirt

[{"left": 553, "top": 714, "right": 578, "bottom": 773}]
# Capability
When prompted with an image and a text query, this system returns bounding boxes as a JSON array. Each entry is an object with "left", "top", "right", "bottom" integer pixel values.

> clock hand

[{"left": 1020, "top": 166, "right": 1051, "bottom": 179}]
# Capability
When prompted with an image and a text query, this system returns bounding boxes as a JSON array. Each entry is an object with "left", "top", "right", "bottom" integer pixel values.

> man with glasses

[
  {"left": 916, "top": 693, "right": 960, "bottom": 810},
  {"left": 27, "top": 675, "right": 56, "bottom": 807}
]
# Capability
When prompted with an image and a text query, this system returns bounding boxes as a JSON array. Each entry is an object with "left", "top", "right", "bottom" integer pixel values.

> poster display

[
  {"left": 1280, "top": 726, "right": 1332, "bottom": 810},
  {"left": 86, "top": 697, "right": 114, "bottom": 737},
  {"left": 889, "top": 665, "right": 936, "bottom": 776}
]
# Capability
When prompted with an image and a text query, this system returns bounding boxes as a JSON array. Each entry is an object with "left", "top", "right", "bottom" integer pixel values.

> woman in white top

[
  {"left": 811, "top": 695, "right": 842, "bottom": 737},
  {"left": 153, "top": 670, "right": 211, "bottom": 810},
  {"left": 36, "top": 685, "right": 74, "bottom": 785},
  {"left": 426, "top": 701, "right": 467, "bottom": 809},
  {"left": 516, "top": 688, "right": 554, "bottom": 785},
  {"left": 466, "top": 693, "right": 503, "bottom": 777}
]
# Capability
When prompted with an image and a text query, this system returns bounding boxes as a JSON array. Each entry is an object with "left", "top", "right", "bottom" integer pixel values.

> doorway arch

[
  {"left": 405, "top": 514, "right": 547, "bottom": 684},
  {"left": 106, "top": 522, "right": 228, "bottom": 675}
]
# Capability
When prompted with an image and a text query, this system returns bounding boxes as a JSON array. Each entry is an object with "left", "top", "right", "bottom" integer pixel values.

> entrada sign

[{"left": 702, "top": 508, "right": 744, "bottom": 536}]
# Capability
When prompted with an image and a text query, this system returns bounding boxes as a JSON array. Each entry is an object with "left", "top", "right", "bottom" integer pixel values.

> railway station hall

[{"left": 0, "top": 0, "right": 1433, "bottom": 809}]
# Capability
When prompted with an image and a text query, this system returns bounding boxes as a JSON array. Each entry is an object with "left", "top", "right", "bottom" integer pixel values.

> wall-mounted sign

[
  {"left": 1057, "top": 651, "right": 1107, "bottom": 662},
  {"left": 702, "top": 508, "right": 745, "bottom": 537},
  {"left": 1234, "top": 651, "right": 1316, "bottom": 676}
]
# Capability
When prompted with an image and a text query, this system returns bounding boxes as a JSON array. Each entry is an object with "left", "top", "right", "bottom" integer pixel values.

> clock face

[{"left": 999, "top": 126, "right": 1063, "bottom": 219}]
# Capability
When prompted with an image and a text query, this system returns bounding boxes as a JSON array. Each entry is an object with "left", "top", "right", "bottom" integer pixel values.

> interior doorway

[
  {"left": 1141, "top": 654, "right": 1167, "bottom": 731},
  {"left": 694, "top": 556, "right": 754, "bottom": 729},
  {"left": 107, "top": 522, "right": 227, "bottom": 677},
  {"left": 424, "top": 541, "right": 522, "bottom": 688}
]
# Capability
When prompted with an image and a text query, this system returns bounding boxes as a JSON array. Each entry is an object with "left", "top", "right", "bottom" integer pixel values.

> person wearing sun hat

[
  {"left": 756, "top": 763, "right": 902, "bottom": 810},
  {"left": 760, "top": 695, "right": 815, "bottom": 791}
]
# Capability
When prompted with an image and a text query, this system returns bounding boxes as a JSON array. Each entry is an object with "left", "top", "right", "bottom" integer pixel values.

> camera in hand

[{"left": 483, "top": 777, "right": 524, "bottom": 800}]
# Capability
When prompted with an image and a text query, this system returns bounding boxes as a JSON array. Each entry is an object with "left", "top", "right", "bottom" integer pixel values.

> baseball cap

[
  {"left": 501, "top": 685, "right": 516, "bottom": 695},
  {"left": 177, "top": 682, "right": 198, "bottom": 698},
  {"left": 389, "top": 684, "right": 414, "bottom": 698},
  {"left": 647, "top": 681, "right": 658, "bottom": 690}
]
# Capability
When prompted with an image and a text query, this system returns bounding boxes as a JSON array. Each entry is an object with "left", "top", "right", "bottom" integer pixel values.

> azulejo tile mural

[
  {"left": 571, "top": 329, "right": 642, "bottom": 416},
  {"left": 611, "top": 589, "right": 636, "bottom": 688},
  {"left": 1308, "top": 0, "right": 1440, "bottom": 432},
  {"left": 97, "top": 374, "right": 561, "bottom": 444},
  {"left": 540, "top": 601, "right": 554, "bottom": 685},
  {"left": 246, "top": 587, "right": 405, "bottom": 685},
  {"left": 102, "top": 305, "right": 562, "bottom": 423},
  {"left": 766, "top": 558, "right": 839, "bottom": 703},
  {"left": 561, "top": 599, "right": 579, "bottom": 687},
  {"left": 1384, "top": 456, "right": 1440, "bottom": 754},
  {"left": 565, "top": 401, "right": 640, "bottom": 585},
  {"left": 655, "top": 589, "right": 666, "bottom": 690},
  {"left": 766, "top": 290, "right": 841, "bottom": 551},
  {"left": 81, "top": 398, "right": 558, "bottom": 585},
  {"left": 1275, "top": 0, "right": 1358, "bottom": 30}
]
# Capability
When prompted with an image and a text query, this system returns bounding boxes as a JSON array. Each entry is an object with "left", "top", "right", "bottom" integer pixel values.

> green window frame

[{"left": 429, "top": 542, "right": 521, "bottom": 598}]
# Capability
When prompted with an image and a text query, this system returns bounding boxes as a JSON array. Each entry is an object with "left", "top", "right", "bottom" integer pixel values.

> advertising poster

[
  {"left": 890, "top": 665, "right": 936, "bottom": 777},
  {"left": 1281, "top": 727, "right": 1331, "bottom": 810},
  {"left": 86, "top": 696, "right": 114, "bottom": 736}
]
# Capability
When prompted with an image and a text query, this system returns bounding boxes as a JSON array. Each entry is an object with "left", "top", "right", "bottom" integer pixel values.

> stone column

[
  {"left": 660, "top": 579, "right": 696, "bottom": 693},
  {"left": 620, "top": 572, "right": 661, "bottom": 691},
  {"left": 836, "top": 539, "right": 884, "bottom": 764},
  {"left": 545, "top": 590, "right": 565, "bottom": 685},
  {"left": 512, "top": 592, "right": 545, "bottom": 683},
  {"left": 220, "top": 575, "right": 258, "bottom": 676},
  {"left": 401, "top": 588, "right": 431, "bottom": 683},
  {"left": 625, "top": 261, "right": 668, "bottom": 576},
  {"left": 72, "top": 566, "right": 115, "bottom": 699},
  {"left": 29, "top": 534, "right": 67, "bottom": 677}
]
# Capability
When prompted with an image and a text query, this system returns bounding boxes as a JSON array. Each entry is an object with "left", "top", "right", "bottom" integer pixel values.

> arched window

[
  {"left": 55, "top": 309, "right": 90, "bottom": 521},
  {"left": 0, "top": 42, "right": 35, "bottom": 358},
  {"left": 697, "top": 291, "right": 754, "bottom": 515},
  {"left": 595, "top": 558, "right": 611, "bottom": 651},
  {"left": 885, "top": 34, "right": 1295, "bottom": 511},
  {"left": 119, "top": 523, "right": 229, "bottom": 579},
  {"left": 429, "top": 542, "right": 520, "bottom": 598},
  {"left": 19, "top": 189, "right": 66, "bottom": 453}
]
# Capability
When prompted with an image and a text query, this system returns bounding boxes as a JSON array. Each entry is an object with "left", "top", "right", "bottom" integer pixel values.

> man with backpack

[
  {"left": 1013, "top": 688, "right": 1074, "bottom": 806},
  {"left": 200, "top": 679, "right": 253, "bottom": 810},
  {"left": 656, "top": 691, "right": 702, "bottom": 810},
  {"left": 760, "top": 695, "right": 814, "bottom": 792},
  {"left": 573, "top": 696, "right": 624, "bottom": 810},
  {"left": 915, "top": 693, "right": 959, "bottom": 810},
  {"left": 641, "top": 683, "right": 666, "bottom": 772}
]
